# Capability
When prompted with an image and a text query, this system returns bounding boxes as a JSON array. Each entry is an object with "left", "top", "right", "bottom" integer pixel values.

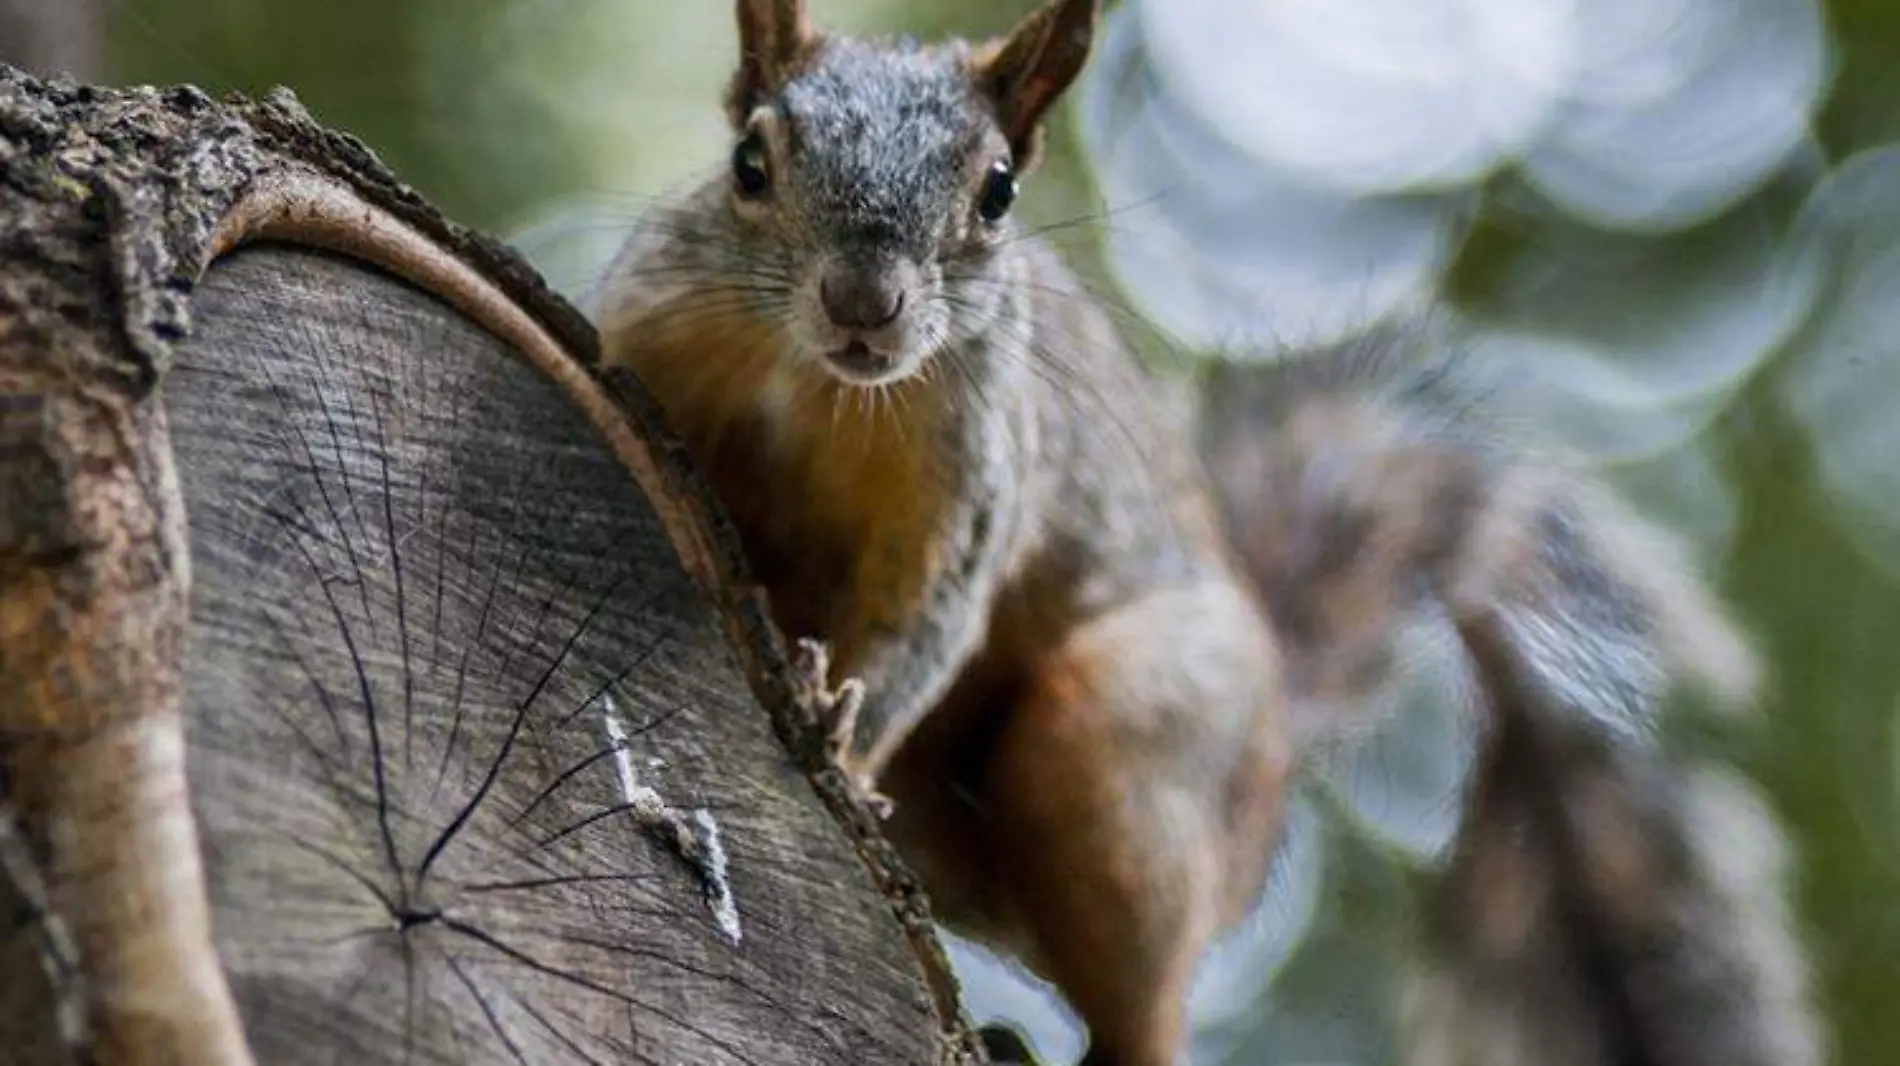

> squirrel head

[{"left": 714, "top": 0, "right": 1100, "bottom": 387}]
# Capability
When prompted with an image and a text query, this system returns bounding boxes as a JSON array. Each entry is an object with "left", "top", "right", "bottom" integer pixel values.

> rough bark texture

[{"left": 0, "top": 63, "right": 981, "bottom": 1065}]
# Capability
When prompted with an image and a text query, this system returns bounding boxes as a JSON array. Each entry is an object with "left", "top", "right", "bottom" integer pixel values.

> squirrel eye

[
  {"left": 978, "top": 160, "right": 1017, "bottom": 223},
  {"left": 732, "top": 133, "right": 771, "bottom": 200}
]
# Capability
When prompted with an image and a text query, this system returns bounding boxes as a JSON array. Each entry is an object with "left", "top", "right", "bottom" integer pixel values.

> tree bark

[{"left": 0, "top": 64, "right": 981, "bottom": 1066}]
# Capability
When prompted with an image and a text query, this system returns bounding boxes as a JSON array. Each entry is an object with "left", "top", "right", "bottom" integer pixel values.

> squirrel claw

[
  {"left": 860, "top": 789, "right": 895, "bottom": 821},
  {"left": 789, "top": 638, "right": 857, "bottom": 746},
  {"left": 825, "top": 676, "right": 866, "bottom": 753},
  {"left": 789, "top": 638, "right": 894, "bottom": 819}
]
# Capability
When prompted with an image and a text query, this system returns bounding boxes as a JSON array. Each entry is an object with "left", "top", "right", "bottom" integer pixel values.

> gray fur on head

[
  {"left": 694, "top": 2, "right": 1099, "bottom": 385},
  {"left": 776, "top": 38, "right": 990, "bottom": 262},
  {"left": 636, "top": 1, "right": 1104, "bottom": 387}
]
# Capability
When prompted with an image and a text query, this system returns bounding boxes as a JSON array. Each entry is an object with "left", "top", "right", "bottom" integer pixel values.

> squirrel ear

[
  {"left": 729, "top": 0, "right": 818, "bottom": 125},
  {"left": 972, "top": 0, "right": 1100, "bottom": 167}
]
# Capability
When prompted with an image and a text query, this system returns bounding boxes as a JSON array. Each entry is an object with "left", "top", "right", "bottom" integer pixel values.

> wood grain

[
  {"left": 161, "top": 244, "right": 944, "bottom": 1064},
  {"left": 2, "top": 63, "right": 980, "bottom": 1065}
]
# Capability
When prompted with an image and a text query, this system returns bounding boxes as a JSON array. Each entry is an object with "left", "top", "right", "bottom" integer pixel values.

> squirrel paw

[{"left": 789, "top": 637, "right": 894, "bottom": 819}]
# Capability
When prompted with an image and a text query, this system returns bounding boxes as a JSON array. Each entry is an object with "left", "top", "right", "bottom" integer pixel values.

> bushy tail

[{"left": 1193, "top": 323, "right": 1822, "bottom": 1066}]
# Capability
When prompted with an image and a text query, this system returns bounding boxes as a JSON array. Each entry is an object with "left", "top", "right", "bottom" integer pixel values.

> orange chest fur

[{"left": 620, "top": 327, "right": 959, "bottom": 662}]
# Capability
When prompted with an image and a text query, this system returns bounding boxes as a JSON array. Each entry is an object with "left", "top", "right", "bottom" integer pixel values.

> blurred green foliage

[
  {"left": 96, "top": 0, "right": 1900, "bottom": 1062},
  {"left": 103, "top": 0, "right": 1100, "bottom": 257}
]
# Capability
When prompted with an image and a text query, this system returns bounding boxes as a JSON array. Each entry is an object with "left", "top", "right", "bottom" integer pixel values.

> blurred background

[{"left": 6, "top": 0, "right": 1898, "bottom": 1062}]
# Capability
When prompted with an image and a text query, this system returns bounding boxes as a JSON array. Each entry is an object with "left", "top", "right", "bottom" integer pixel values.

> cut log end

[{"left": 2, "top": 65, "right": 985, "bottom": 1066}]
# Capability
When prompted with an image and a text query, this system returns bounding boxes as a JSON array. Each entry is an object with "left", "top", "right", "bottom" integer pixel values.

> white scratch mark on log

[{"left": 598, "top": 692, "right": 742, "bottom": 945}]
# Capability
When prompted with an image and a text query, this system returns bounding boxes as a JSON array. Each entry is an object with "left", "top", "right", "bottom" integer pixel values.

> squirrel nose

[{"left": 820, "top": 269, "right": 906, "bottom": 331}]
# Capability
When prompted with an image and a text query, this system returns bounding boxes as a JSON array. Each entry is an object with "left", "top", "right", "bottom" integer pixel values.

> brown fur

[
  {"left": 727, "top": 0, "right": 828, "bottom": 125},
  {"left": 612, "top": 290, "right": 1285, "bottom": 1066},
  {"left": 968, "top": 0, "right": 1101, "bottom": 168},
  {"left": 1196, "top": 337, "right": 1818, "bottom": 1066},
  {"left": 620, "top": 291, "right": 955, "bottom": 665},
  {"left": 596, "top": 4, "right": 1812, "bottom": 1064}
]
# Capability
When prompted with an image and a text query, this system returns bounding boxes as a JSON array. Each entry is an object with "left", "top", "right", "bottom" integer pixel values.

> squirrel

[{"left": 594, "top": 3, "right": 1818, "bottom": 1064}]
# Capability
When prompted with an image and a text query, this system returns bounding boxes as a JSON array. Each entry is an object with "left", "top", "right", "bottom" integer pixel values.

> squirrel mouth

[{"left": 824, "top": 339, "right": 902, "bottom": 383}]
